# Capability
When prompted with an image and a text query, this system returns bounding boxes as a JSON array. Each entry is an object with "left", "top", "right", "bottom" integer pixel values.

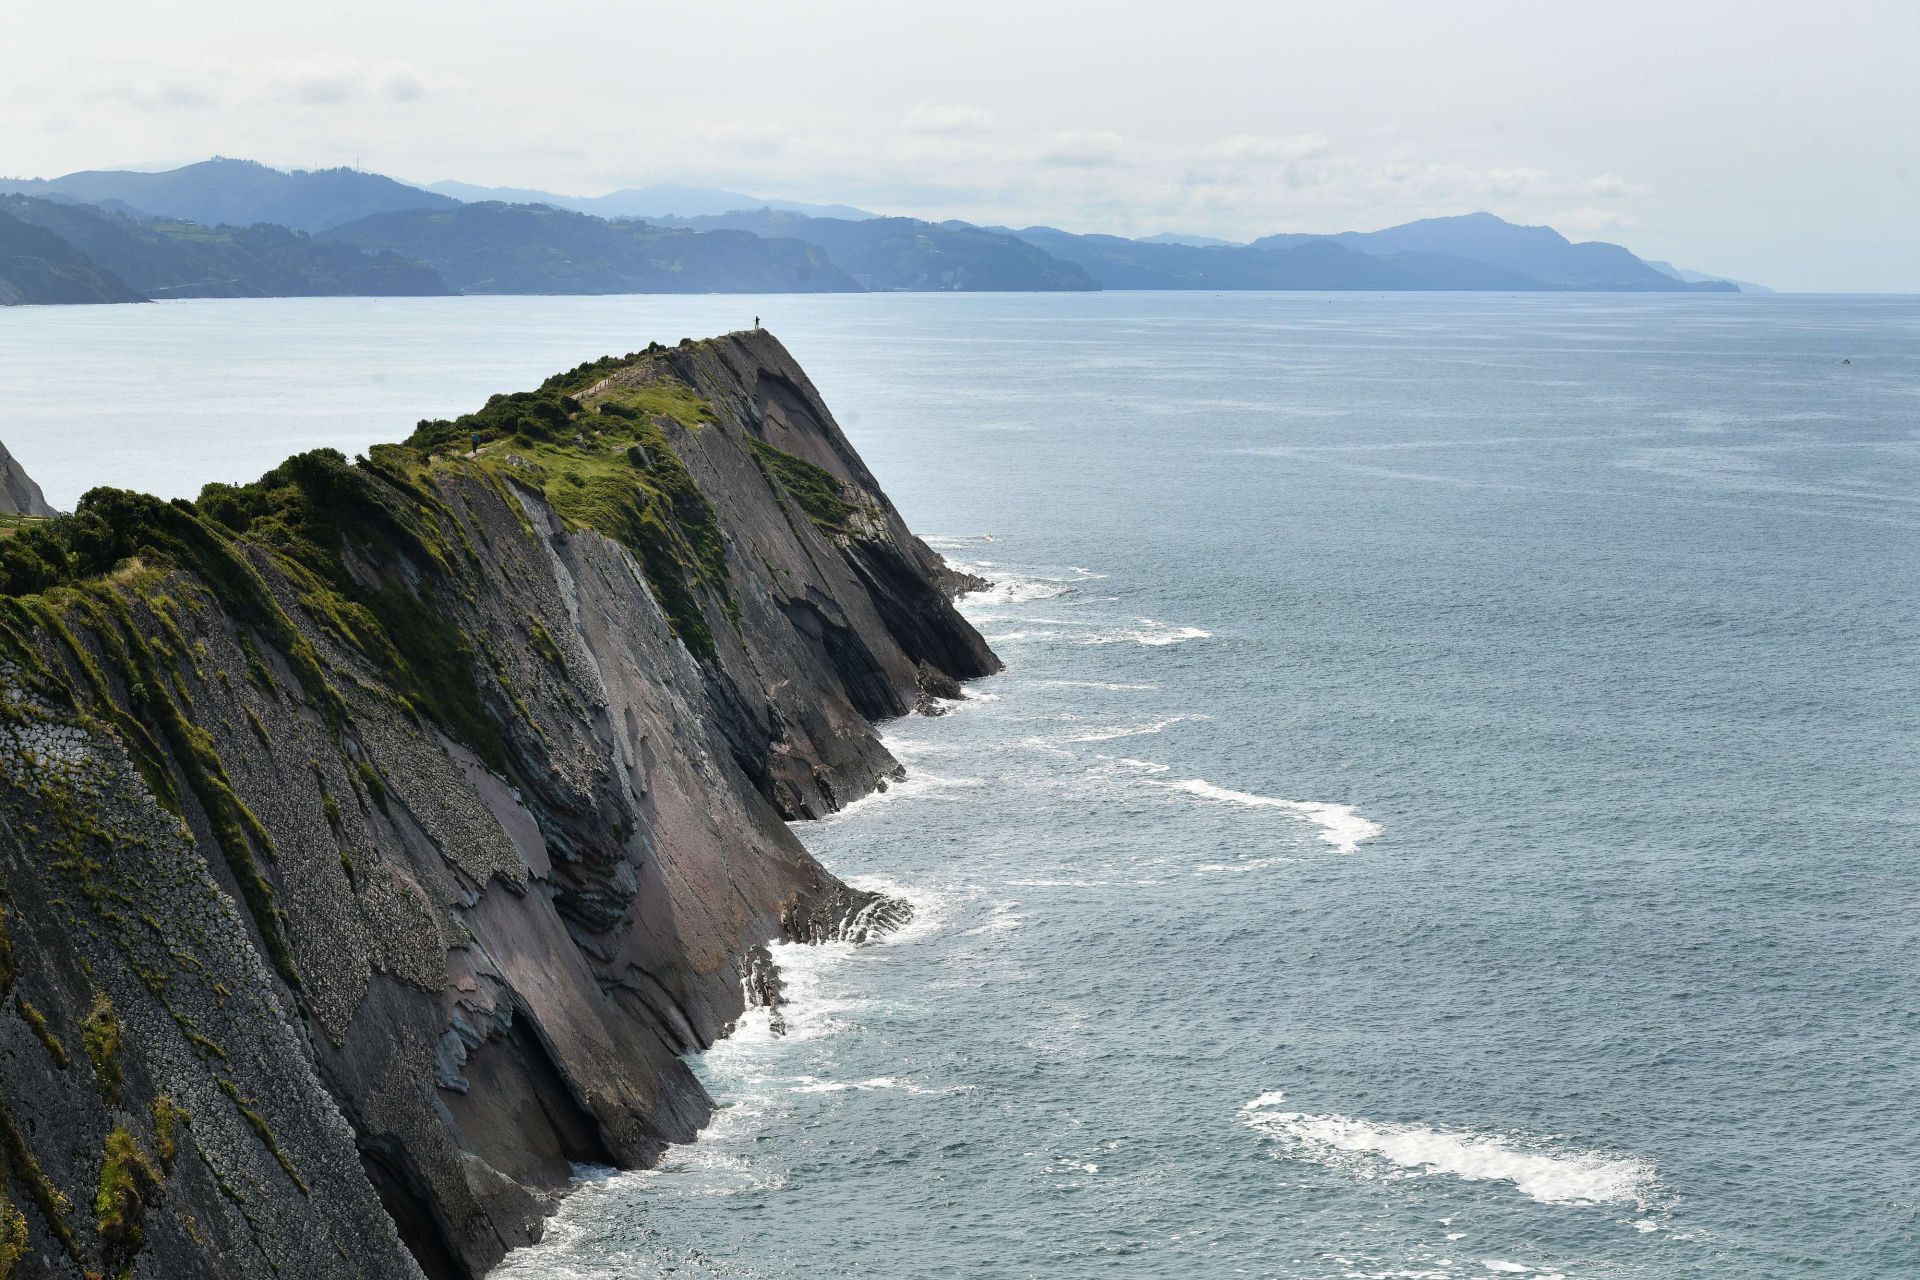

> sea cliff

[{"left": 0, "top": 331, "right": 996, "bottom": 1278}]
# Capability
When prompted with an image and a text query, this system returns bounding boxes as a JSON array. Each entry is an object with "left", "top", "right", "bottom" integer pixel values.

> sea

[{"left": 4, "top": 291, "right": 1916, "bottom": 1278}]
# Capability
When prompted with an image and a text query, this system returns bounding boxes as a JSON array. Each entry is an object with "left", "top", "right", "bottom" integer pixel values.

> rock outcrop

[
  {"left": 0, "top": 331, "right": 996, "bottom": 1278},
  {"left": 0, "top": 444, "right": 54, "bottom": 517}
]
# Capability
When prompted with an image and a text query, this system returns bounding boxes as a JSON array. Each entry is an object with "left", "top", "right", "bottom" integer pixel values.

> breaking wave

[
  {"left": 1167, "top": 779, "right": 1383, "bottom": 852},
  {"left": 968, "top": 580, "right": 1073, "bottom": 606},
  {"left": 1078, "top": 619, "right": 1211, "bottom": 647},
  {"left": 813, "top": 770, "right": 984, "bottom": 824},
  {"left": 1239, "top": 1092, "right": 1655, "bottom": 1208},
  {"left": 1060, "top": 714, "right": 1208, "bottom": 742}
]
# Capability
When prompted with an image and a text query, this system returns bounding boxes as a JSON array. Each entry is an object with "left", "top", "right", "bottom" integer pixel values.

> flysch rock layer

[{"left": 0, "top": 330, "right": 997, "bottom": 1279}]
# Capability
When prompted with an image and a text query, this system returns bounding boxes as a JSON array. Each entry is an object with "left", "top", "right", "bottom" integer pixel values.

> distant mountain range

[
  {"left": 321, "top": 203, "right": 857, "bottom": 295},
  {"left": 0, "top": 158, "right": 1763, "bottom": 305},
  {"left": 1248, "top": 212, "right": 1691, "bottom": 290},
  {"left": 656, "top": 210, "right": 1096, "bottom": 291},
  {"left": 0, "top": 158, "right": 459, "bottom": 232},
  {"left": 424, "top": 179, "right": 873, "bottom": 222},
  {"left": 1644, "top": 259, "right": 1776, "bottom": 295},
  {"left": 1138, "top": 232, "right": 1242, "bottom": 248},
  {"left": 2, "top": 194, "right": 448, "bottom": 299},
  {"left": 1008, "top": 225, "right": 1551, "bottom": 291}
]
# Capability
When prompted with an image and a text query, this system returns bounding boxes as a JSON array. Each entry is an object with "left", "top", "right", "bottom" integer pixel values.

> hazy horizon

[{"left": 5, "top": 0, "right": 1915, "bottom": 293}]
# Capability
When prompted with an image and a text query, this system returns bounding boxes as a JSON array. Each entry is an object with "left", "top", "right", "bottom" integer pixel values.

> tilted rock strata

[{"left": 0, "top": 331, "right": 996, "bottom": 1278}]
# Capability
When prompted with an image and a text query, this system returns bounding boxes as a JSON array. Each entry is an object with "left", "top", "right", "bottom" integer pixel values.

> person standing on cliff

[{"left": 754, "top": 315, "right": 761, "bottom": 329}]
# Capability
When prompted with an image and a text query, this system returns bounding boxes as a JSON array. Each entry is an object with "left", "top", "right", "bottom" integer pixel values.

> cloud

[
  {"left": 1582, "top": 172, "right": 1652, "bottom": 197},
  {"left": 278, "top": 56, "right": 433, "bottom": 106},
  {"left": 121, "top": 78, "right": 216, "bottom": 112},
  {"left": 282, "top": 55, "right": 363, "bottom": 104},
  {"left": 1204, "top": 132, "right": 1332, "bottom": 163},
  {"left": 903, "top": 103, "right": 995, "bottom": 135},
  {"left": 1034, "top": 129, "right": 1127, "bottom": 169},
  {"left": 373, "top": 62, "right": 428, "bottom": 104}
]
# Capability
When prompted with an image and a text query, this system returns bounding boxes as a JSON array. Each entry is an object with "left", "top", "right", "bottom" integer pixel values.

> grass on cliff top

[
  {"left": 0, "top": 341, "right": 734, "bottom": 780},
  {"left": 403, "top": 347, "right": 733, "bottom": 659}
]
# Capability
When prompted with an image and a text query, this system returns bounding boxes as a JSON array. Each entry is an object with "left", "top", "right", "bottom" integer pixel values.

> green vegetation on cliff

[
  {"left": 0, "top": 1195, "right": 25, "bottom": 1279},
  {"left": 94, "top": 1125, "right": 163, "bottom": 1276},
  {"left": 82, "top": 992, "right": 124, "bottom": 1103},
  {"left": 197, "top": 449, "right": 503, "bottom": 763},
  {"left": 405, "top": 348, "right": 735, "bottom": 659},
  {"left": 751, "top": 439, "right": 858, "bottom": 535}
]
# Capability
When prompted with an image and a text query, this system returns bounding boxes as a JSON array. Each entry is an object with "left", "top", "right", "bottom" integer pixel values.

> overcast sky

[{"left": 4, "top": 0, "right": 1914, "bottom": 291}]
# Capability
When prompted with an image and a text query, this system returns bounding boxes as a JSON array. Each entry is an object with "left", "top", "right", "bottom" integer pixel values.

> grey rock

[
  {"left": 0, "top": 330, "right": 996, "bottom": 1278},
  {"left": 0, "top": 439, "right": 54, "bottom": 515}
]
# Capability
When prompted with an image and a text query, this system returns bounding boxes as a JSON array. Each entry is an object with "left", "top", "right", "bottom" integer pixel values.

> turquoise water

[{"left": 5, "top": 293, "right": 1917, "bottom": 1277}]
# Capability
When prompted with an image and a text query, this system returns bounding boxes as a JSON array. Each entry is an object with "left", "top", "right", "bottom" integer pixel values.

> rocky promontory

[
  {"left": 0, "top": 444, "right": 53, "bottom": 518},
  {"left": 0, "top": 331, "right": 996, "bottom": 1278}
]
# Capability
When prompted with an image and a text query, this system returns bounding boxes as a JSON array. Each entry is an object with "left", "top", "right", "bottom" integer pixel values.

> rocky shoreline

[{"left": 0, "top": 331, "right": 996, "bottom": 1278}]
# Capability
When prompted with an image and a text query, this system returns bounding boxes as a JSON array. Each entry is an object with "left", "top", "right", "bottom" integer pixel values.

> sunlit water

[{"left": 5, "top": 292, "right": 1917, "bottom": 1278}]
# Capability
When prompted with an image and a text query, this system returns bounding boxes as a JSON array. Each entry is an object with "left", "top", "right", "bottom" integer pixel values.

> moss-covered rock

[
  {"left": 94, "top": 1125, "right": 162, "bottom": 1276},
  {"left": 82, "top": 991, "right": 123, "bottom": 1103}
]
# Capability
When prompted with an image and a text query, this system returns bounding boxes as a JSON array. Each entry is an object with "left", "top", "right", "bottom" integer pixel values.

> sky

[{"left": 3, "top": 0, "right": 1915, "bottom": 292}]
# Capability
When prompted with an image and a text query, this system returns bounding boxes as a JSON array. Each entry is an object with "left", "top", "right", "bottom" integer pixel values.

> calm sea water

[{"left": 5, "top": 293, "right": 1917, "bottom": 1278}]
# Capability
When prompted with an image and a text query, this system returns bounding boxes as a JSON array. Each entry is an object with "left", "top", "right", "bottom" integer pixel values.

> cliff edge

[
  {"left": 0, "top": 443, "right": 54, "bottom": 518},
  {"left": 0, "top": 331, "right": 997, "bottom": 1278}
]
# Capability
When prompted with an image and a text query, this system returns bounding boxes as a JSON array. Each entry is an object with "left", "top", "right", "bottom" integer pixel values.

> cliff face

[
  {"left": 0, "top": 331, "right": 996, "bottom": 1279},
  {"left": 0, "top": 444, "right": 54, "bottom": 517}
]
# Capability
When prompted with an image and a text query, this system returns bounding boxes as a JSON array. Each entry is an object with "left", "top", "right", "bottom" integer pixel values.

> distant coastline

[{"left": 1, "top": 158, "right": 1755, "bottom": 307}]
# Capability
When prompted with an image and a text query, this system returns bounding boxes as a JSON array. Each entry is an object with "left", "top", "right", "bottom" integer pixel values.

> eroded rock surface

[{"left": 0, "top": 331, "right": 995, "bottom": 1278}]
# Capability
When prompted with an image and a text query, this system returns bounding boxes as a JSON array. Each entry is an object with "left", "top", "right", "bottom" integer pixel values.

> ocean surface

[{"left": 5, "top": 292, "right": 1917, "bottom": 1278}]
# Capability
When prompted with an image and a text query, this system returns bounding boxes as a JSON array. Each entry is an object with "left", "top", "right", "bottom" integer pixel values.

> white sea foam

[
  {"left": 785, "top": 1075, "right": 966, "bottom": 1096},
  {"left": 923, "top": 690, "right": 1000, "bottom": 716},
  {"left": 842, "top": 873, "right": 957, "bottom": 947},
  {"left": 968, "top": 580, "right": 1073, "bottom": 606},
  {"left": 1239, "top": 1093, "right": 1654, "bottom": 1208},
  {"left": 1193, "top": 856, "right": 1299, "bottom": 875},
  {"left": 950, "top": 557, "right": 1088, "bottom": 608},
  {"left": 1077, "top": 618, "right": 1211, "bottom": 646},
  {"left": 1036, "top": 679, "right": 1160, "bottom": 691},
  {"left": 960, "top": 898, "right": 1025, "bottom": 937},
  {"left": 1168, "top": 779, "right": 1383, "bottom": 852},
  {"left": 812, "top": 769, "right": 984, "bottom": 823},
  {"left": 1005, "top": 878, "right": 1112, "bottom": 888},
  {"left": 1061, "top": 713, "right": 1208, "bottom": 742}
]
